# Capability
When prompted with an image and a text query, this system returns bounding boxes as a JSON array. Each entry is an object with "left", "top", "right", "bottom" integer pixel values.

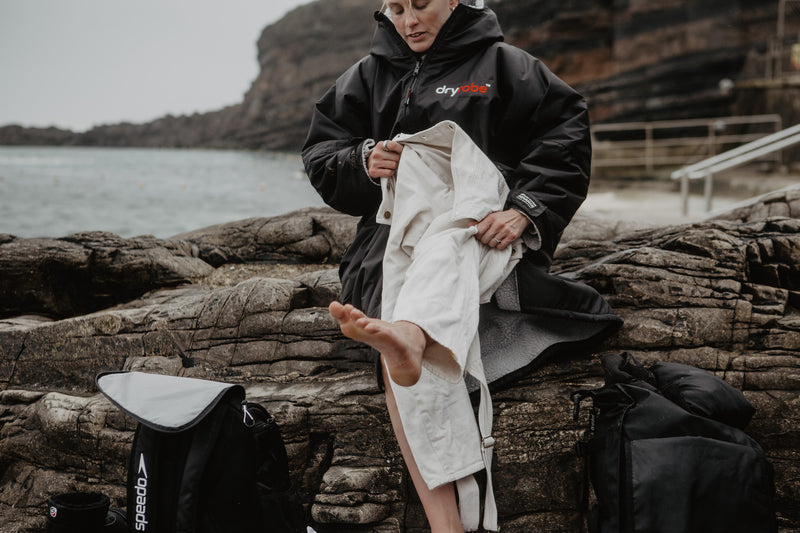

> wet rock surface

[{"left": 2, "top": 195, "right": 800, "bottom": 531}]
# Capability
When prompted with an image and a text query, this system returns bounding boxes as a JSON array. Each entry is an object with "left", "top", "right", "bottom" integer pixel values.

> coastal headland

[{"left": 1, "top": 0, "right": 796, "bottom": 151}]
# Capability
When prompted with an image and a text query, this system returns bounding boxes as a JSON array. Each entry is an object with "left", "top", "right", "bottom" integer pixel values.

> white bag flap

[{"left": 96, "top": 371, "right": 244, "bottom": 432}]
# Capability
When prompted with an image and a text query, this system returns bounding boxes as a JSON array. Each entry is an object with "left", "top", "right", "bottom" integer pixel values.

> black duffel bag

[{"left": 572, "top": 352, "right": 777, "bottom": 533}]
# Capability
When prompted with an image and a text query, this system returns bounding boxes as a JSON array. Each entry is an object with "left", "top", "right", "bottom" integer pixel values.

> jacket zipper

[{"left": 405, "top": 59, "right": 423, "bottom": 107}]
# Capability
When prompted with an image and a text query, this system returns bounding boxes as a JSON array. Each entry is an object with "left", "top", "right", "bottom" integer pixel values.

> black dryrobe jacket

[{"left": 302, "top": 4, "right": 621, "bottom": 385}]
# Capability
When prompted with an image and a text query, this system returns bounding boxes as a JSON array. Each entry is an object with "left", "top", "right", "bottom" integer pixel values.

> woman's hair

[
  {"left": 379, "top": 0, "right": 402, "bottom": 12},
  {"left": 380, "top": 0, "right": 457, "bottom": 11},
  {"left": 379, "top": 1, "right": 482, "bottom": 13}
]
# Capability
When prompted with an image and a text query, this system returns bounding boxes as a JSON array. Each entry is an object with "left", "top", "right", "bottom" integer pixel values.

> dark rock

[
  {"left": 1, "top": 198, "right": 800, "bottom": 531},
  {"left": 0, "top": 208, "right": 355, "bottom": 321},
  {"left": 171, "top": 207, "right": 357, "bottom": 266},
  {"left": 0, "top": 231, "right": 213, "bottom": 320}
]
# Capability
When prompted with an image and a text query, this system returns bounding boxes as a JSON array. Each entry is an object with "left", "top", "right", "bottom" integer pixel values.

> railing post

[
  {"left": 766, "top": 36, "right": 774, "bottom": 78},
  {"left": 777, "top": 0, "right": 787, "bottom": 78},
  {"left": 681, "top": 175, "right": 689, "bottom": 216},
  {"left": 704, "top": 173, "right": 714, "bottom": 212},
  {"left": 708, "top": 124, "right": 715, "bottom": 158}
]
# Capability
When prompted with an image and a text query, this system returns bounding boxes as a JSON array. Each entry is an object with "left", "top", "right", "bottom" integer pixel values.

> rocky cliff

[
  {"left": 1, "top": 190, "right": 800, "bottom": 531},
  {"left": 1, "top": 0, "right": 794, "bottom": 149}
]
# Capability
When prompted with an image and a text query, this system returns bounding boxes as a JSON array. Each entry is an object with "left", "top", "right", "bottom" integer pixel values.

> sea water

[
  {"left": 0, "top": 146, "right": 326, "bottom": 239},
  {"left": 0, "top": 146, "right": 751, "bottom": 240}
]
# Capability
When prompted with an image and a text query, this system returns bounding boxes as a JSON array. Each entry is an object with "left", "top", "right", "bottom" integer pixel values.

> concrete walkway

[{"left": 582, "top": 170, "right": 800, "bottom": 226}]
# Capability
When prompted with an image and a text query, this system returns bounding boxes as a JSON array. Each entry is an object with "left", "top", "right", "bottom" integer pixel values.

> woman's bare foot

[{"left": 329, "top": 301, "right": 425, "bottom": 386}]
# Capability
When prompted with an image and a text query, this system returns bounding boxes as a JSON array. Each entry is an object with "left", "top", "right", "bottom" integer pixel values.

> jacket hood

[{"left": 370, "top": 4, "right": 504, "bottom": 67}]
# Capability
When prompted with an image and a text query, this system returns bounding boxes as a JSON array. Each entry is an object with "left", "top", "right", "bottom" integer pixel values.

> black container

[{"left": 46, "top": 492, "right": 110, "bottom": 533}]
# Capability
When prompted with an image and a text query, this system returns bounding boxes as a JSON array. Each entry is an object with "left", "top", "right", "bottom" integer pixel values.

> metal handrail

[
  {"left": 671, "top": 123, "right": 800, "bottom": 180},
  {"left": 591, "top": 114, "right": 783, "bottom": 173},
  {"left": 670, "top": 123, "right": 800, "bottom": 215},
  {"left": 591, "top": 114, "right": 783, "bottom": 133}
]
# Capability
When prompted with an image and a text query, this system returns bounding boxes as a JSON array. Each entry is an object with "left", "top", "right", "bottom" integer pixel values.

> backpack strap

[
  {"left": 174, "top": 391, "right": 240, "bottom": 531},
  {"left": 572, "top": 389, "right": 597, "bottom": 532}
]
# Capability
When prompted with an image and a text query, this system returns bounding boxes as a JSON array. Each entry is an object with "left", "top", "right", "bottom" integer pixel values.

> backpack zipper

[{"left": 242, "top": 401, "right": 255, "bottom": 427}]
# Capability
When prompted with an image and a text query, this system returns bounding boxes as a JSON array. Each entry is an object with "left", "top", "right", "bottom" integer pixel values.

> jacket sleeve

[
  {"left": 301, "top": 61, "right": 382, "bottom": 217},
  {"left": 495, "top": 50, "right": 591, "bottom": 256}
]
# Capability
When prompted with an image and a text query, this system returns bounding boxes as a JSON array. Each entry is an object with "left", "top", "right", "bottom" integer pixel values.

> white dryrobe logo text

[
  {"left": 134, "top": 453, "right": 149, "bottom": 531},
  {"left": 435, "top": 83, "right": 492, "bottom": 97}
]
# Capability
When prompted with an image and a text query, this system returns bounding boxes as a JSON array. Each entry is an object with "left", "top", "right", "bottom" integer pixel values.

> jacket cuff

[
  {"left": 360, "top": 139, "right": 380, "bottom": 186},
  {"left": 509, "top": 207, "right": 542, "bottom": 251},
  {"left": 508, "top": 191, "right": 546, "bottom": 219}
]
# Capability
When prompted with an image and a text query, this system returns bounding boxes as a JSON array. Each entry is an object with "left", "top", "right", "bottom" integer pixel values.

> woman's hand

[
  {"left": 471, "top": 209, "right": 530, "bottom": 250},
  {"left": 367, "top": 140, "right": 403, "bottom": 179}
]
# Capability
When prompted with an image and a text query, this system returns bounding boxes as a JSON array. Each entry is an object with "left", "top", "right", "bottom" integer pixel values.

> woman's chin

[{"left": 406, "top": 38, "right": 433, "bottom": 54}]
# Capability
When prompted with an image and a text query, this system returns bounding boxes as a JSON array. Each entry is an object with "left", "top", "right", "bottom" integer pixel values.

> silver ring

[
  {"left": 383, "top": 140, "right": 389, "bottom": 151},
  {"left": 495, "top": 238, "right": 502, "bottom": 244}
]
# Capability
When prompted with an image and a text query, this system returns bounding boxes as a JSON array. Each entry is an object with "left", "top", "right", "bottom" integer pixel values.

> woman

[{"left": 303, "top": 1, "right": 617, "bottom": 530}]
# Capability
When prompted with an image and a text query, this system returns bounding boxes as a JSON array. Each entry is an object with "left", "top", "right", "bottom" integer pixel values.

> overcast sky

[{"left": 0, "top": 0, "right": 313, "bottom": 132}]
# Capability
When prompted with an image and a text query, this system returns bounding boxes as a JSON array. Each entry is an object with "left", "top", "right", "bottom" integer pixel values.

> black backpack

[
  {"left": 571, "top": 352, "right": 777, "bottom": 533},
  {"left": 97, "top": 371, "right": 306, "bottom": 533}
]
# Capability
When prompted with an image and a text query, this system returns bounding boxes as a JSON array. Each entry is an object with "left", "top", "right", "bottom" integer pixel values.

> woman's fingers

[
  {"left": 368, "top": 139, "right": 403, "bottom": 178},
  {"left": 473, "top": 209, "right": 531, "bottom": 249},
  {"left": 383, "top": 140, "right": 402, "bottom": 154}
]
